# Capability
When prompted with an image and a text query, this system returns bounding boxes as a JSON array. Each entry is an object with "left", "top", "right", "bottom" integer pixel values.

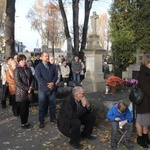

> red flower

[{"left": 106, "top": 76, "right": 125, "bottom": 87}]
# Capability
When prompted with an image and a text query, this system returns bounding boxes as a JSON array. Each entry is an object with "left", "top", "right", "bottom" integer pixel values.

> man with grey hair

[
  {"left": 71, "top": 56, "right": 82, "bottom": 86},
  {"left": 57, "top": 86, "right": 96, "bottom": 149}
]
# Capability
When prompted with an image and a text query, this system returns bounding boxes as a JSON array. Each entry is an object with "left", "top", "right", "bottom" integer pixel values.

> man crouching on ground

[{"left": 57, "top": 86, "right": 96, "bottom": 149}]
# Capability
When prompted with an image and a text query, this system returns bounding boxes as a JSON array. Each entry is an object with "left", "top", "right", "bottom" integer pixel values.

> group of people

[{"left": 0, "top": 52, "right": 150, "bottom": 149}]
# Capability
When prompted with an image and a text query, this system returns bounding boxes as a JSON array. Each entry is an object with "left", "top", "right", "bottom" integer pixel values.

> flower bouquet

[{"left": 106, "top": 76, "right": 125, "bottom": 93}]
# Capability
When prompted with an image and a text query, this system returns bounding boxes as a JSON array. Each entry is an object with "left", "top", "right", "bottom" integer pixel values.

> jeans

[
  {"left": 38, "top": 91, "right": 56, "bottom": 122},
  {"left": 72, "top": 72, "right": 80, "bottom": 87},
  {"left": 111, "top": 121, "right": 133, "bottom": 141}
]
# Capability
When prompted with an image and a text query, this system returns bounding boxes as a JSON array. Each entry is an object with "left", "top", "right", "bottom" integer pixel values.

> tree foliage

[
  {"left": 27, "top": 0, "right": 65, "bottom": 56},
  {"left": 109, "top": 0, "right": 150, "bottom": 76}
]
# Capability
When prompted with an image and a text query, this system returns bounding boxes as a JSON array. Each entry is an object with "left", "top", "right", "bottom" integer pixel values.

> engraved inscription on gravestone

[{"left": 86, "top": 57, "right": 94, "bottom": 71}]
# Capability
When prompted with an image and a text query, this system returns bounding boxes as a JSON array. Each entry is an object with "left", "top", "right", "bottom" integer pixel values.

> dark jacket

[
  {"left": 57, "top": 93, "right": 91, "bottom": 137},
  {"left": 14, "top": 66, "right": 34, "bottom": 102},
  {"left": 71, "top": 61, "right": 82, "bottom": 73},
  {"left": 35, "top": 62, "right": 58, "bottom": 92},
  {"left": 137, "top": 65, "right": 150, "bottom": 114},
  {"left": 33, "top": 59, "right": 41, "bottom": 68}
]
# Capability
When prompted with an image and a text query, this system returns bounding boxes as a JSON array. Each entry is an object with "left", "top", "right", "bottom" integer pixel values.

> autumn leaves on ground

[{"left": 0, "top": 102, "right": 149, "bottom": 150}]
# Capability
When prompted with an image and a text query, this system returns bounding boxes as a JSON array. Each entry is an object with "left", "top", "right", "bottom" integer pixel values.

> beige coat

[{"left": 61, "top": 65, "right": 70, "bottom": 78}]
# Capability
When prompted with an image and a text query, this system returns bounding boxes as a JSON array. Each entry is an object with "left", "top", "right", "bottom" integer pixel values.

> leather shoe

[
  {"left": 39, "top": 122, "right": 45, "bottom": 128},
  {"left": 69, "top": 139, "right": 82, "bottom": 149},
  {"left": 81, "top": 134, "right": 97, "bottom": 140}
]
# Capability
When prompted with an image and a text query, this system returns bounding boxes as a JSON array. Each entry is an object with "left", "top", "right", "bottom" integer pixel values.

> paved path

[{"left": 0, "top": 101, "right": 149, "bottom": 150}]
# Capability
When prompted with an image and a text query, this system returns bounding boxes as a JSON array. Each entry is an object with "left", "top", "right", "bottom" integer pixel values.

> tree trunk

[
  {"left": 80, "top": 0, "right": 93, "bottom": 52},
  {"left": 5, "top": 0, "right": 16, "bottom": 58},
  {"left": 58, "top": 0, "right": 71, "bottom": 39},
  {"left": 52, "top": 41, "right": 54, "bottom": 57},
  {"left": 72, "top": 0, "right": 79, "bottom": 56}
]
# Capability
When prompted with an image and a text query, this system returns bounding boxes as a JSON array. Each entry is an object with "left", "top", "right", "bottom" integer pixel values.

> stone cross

[
  {"left": 133, "top": 49, "right": 143, "bottom": 64},
  {"left": 90, "top": 11, "right": 99, "bottom": 34}
]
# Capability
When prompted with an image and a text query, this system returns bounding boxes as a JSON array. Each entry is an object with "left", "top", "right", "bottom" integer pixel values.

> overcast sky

[{"left": 15, "top": 0, "right": 112, "bottom": 51}]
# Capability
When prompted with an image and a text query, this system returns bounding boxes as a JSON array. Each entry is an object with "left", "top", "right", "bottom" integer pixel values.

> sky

[{"left": 15, "top": 0, "right": 112, "bottom": 52}]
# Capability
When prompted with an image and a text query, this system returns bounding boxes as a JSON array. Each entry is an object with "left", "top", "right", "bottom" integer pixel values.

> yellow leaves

[
  {"left": 100, "top": 130, "right": 110, "bottom": 143},
  {"left": 100, "top": 137, "right": 108, "bottom": 142},
  {"left": 63, "top": 142, "right": 68, "bottom": 146},
  {"left": 87, "top": 145, "right": 96, "bottom": 150},
  {"left": 128, "top": 59, "right": 133, "bottom": 63}
]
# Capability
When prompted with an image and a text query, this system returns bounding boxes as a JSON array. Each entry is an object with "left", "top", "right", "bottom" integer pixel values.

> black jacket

[
  {"left": 57, "top": 93, "right": 91, "bottom": 137},
  {"left": 14, "top": 66, "right": 34, "bottom": 102},
  {"left": 137, "top": 65, "right": 150, "bottom": 114}
]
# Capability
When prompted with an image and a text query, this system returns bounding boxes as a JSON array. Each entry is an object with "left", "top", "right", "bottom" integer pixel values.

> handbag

[{"left": 129, "top": 83, "right": 144, "bottom": 105}]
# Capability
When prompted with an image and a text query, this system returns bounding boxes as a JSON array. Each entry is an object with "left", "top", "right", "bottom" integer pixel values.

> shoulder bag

[{"left": 129, "top": 83, "right": 143, "bottom": 105}]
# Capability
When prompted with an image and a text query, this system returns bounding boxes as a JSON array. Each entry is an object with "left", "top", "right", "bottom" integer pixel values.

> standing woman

[
  {"left": 136, "top": 54, "right": 150, "bottom": 148},
  {"left": 6, "top": 60, "right": 19, "bottom": 116},
  {"left": 14, "top": 55, "right": 34, "bottom": 129}
]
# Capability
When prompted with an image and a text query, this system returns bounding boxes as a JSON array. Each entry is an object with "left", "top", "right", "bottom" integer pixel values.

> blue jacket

[
  {"left": 106, "top": 104, "right": 133, "bottom": 123},
  {"left": 35, "top": 62, "right": 58, "bottom": 92}
]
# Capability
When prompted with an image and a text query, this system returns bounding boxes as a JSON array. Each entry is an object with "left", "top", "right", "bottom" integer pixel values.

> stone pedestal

[
  {"left": 83, "top": 48, "right": 106, "bottom": 93},
  {"left": 82, "top": 11, "right": 107, "bottom": 93}
]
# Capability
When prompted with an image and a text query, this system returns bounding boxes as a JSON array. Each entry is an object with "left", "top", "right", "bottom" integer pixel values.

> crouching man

[{"left": 57, "top": 86, "right": 96, "bottom": 149}]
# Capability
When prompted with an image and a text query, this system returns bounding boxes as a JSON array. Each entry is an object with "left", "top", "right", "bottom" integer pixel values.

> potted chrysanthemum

[{"left": 106, "top": 76, "right": 125, "bottom": 93}]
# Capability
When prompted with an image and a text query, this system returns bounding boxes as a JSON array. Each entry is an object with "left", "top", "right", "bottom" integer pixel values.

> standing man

[
  {"left": 71, "top": 56, "right": 82, "bottom": 87},
  {"left": 35, "top": 51, "right": 58, "bottom": 128},
  {"left": 33, "top": 54, "right": 41, "bottom": 68}
]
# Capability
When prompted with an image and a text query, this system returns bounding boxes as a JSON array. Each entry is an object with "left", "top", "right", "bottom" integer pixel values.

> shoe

[
  {"left": 50, "top": 119, "right": 57, "bottom": 124},
  {"left": 81, "top": 134, "right": 97, "bottom": 140},
  {"left": 124, "top": 140, "right": 133, "bottom": 149},
  {"left": 111, "top": 139, "right": 117, "bottom": 149},
  {"left": 39, "top": 122, "right": 45, "bottom": 128},
  {"left": 21, "top": 124, "right": 30, "bottom": 129},
  {"left": 25, "top": 123, "right": 31, "bottom": 128},
  {"left": 69, "top": 139, "right": 82, "bottom": 149},
  {"left": 142, "top": 133, "right": 150, "bottom": 144},
  {"left": 137, "top": 136, "right": 149, "bottom": 148}
]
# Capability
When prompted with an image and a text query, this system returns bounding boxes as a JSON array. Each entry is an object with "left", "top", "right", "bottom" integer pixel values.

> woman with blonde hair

[
  {"left": 136, "top": 54, "right": 150, "bottom": 148},
  {"left": 6, "top": 60, "right": 19, "bottom": 116}
]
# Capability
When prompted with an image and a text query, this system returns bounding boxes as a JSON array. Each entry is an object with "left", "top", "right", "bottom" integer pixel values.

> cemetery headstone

[{"left": 82, "top": 11, "right": 106, "bottom": 93}]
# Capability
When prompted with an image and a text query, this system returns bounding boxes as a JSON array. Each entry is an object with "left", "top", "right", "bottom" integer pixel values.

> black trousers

[
  {"left": 69, "top": 112, "right": 96, "bottom": 144},
  {"left": 10, "top": 95, "right": 19, "bottom": 116},
  {"left": 19, "top": 101, "right": 30, "bottom": 124},
  {"left": 62, "top": 78, "right": 69, "bottom": 86},
  {"left": 1, "top": 84, "right": 10, "bottom": 107}
]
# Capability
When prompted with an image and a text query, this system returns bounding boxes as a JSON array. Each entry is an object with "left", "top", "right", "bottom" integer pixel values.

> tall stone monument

[
  {"left": 82, "top": 11, "right": 106, "bottom": 93},
  {"left": 66, "top": 38, "right": 73, "bottom": 60}
]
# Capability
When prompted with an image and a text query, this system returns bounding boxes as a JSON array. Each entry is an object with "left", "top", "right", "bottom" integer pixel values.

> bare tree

[
  {"left": 27, "top": 0, "right": 65, "bottom": 56},
  {"left": 5, "top": 0, "right": 16, "bottom": 57},
  {"left": 58, "top": 0, "right": 95, "bottom": 58},
  {"left": 97, "top": 13, "right": 109, "bottom": 49}
]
